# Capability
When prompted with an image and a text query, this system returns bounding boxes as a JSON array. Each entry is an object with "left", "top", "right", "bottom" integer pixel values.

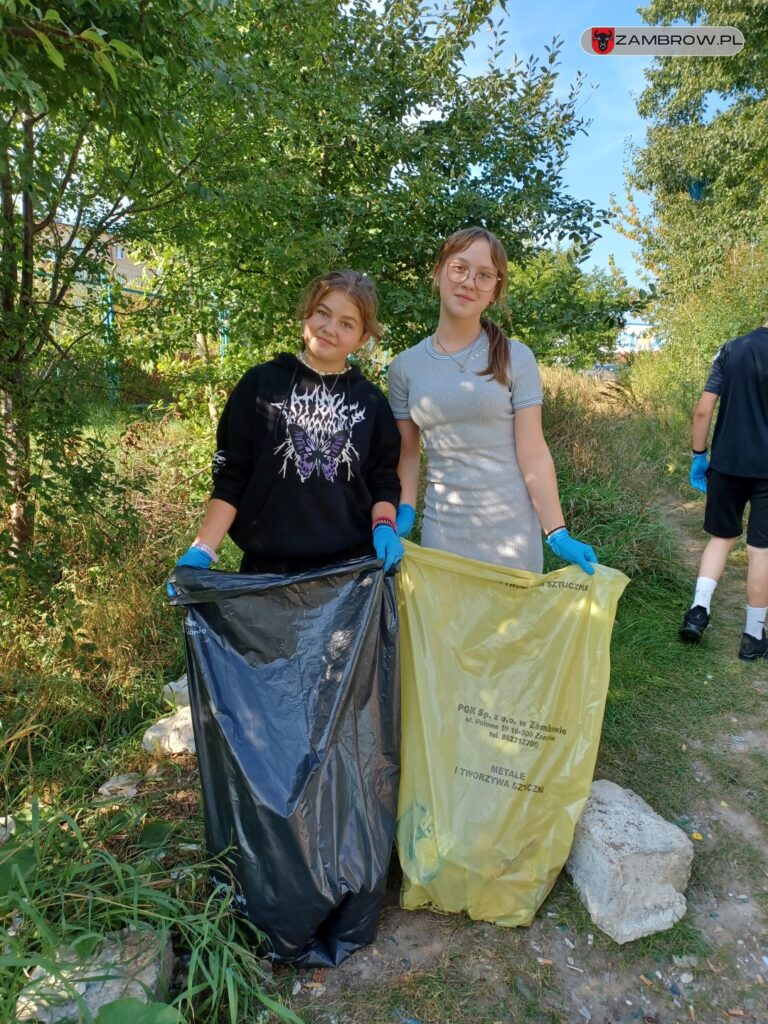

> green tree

[
  {"left": 137, "top": 1, "right": 605, "bottom": 383},
  {"left": 2, "top": 0, "right": 608, "bottom": 562},
  {"left": 506, "top": 250, "right": 641, "bottom": 366},
  {"left": 625, "top": 1, "right": 768, "bottom": 298},
  {"left": 0, "top": 0, "right": 240, "bottom": 555}
]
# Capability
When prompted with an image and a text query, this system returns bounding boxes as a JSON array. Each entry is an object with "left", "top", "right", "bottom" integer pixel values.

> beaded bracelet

[
  {"left": 192, "top": 541, "right": 220, "bottom": 563},
  {"left": 372, "top": 516, "right": 397, "bottom": 533}
]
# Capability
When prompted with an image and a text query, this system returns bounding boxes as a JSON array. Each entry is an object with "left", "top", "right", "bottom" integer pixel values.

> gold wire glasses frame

[{"left": 444, "top": 261, "right": 500, "bottom": 292}]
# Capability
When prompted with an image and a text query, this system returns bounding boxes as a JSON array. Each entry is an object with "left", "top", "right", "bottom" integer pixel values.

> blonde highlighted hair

[
  {"left": 298, "top": 270, "right": 381, "bottom": 344},
  {"left": 434, "top": 227, "right": 510, "bottom": 385}
]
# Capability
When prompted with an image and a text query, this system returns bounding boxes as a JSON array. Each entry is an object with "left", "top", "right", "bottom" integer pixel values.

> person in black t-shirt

[{"left": 679, "top": 325, "right": 768, "bottom": 660}]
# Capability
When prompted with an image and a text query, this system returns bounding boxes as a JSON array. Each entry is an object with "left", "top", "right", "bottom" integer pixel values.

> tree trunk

[
  {"left": 196, "top": 330, "right": 219, "bottom": 427},
  {"left": 0, "top": 372, "right": 34, "bottom": 555}
]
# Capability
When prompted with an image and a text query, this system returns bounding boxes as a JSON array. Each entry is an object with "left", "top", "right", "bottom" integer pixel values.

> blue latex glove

[
  {"left": 396, "top": 503, "right": 416, "bottom": 539},
  {"left": 373, "top": 524, "right": 405, "bottom": 571},
  {"left": 690, "top": 452, "right": 709, "bottom": 493},
  {"left": 546, "top": 528, "right": 598, "bottom": 575},
  {"left": 167, "top": 545, "right": 213, "bottom": 598}
]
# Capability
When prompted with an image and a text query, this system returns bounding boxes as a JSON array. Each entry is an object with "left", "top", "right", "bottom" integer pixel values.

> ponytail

[{"left": 477, "top": 317, "right": 510, "bottom": 387}]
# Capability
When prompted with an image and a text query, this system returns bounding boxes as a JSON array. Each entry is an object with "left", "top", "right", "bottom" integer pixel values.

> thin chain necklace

[{"left": 432, "top": 329, "right": 483, "bottom": 373}]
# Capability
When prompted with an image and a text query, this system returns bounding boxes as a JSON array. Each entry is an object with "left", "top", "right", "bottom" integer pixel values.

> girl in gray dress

[{"left": 387, "top": 227, "right": 596, "bottom": 573}]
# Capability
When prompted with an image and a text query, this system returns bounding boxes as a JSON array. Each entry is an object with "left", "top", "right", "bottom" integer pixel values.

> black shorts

[{"left": 704, "top": 470, "right": 768, "bottom": 547}]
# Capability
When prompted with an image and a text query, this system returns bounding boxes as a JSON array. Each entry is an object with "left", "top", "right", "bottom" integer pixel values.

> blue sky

[{"left": 470, "top": 1, "right": 656, "bottom": 286}]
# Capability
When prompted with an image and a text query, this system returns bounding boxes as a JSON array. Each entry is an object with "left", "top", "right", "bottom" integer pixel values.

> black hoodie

[{"left": 211, "top": 353, "right": 401, "bottom": 570}]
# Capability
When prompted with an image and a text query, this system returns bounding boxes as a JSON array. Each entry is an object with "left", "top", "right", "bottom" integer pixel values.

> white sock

[
  {"left": 744, "top": 605, "right": 767, "bottom": 640},
  {"left": 692, "top": 577, "right": 718, "bottom": 613}
]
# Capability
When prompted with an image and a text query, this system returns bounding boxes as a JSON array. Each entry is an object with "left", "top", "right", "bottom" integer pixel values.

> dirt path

[{"left": 286, "top": 495, "right": 768, "bottom": 1024}]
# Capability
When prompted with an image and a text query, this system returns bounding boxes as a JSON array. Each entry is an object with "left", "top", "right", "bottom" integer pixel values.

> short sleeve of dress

[
  {"left": 386, "top": 353, "right": 412, "bottom": 420},
  {"left": 509, "top": 340, "right": 543, "bottom": 412}
]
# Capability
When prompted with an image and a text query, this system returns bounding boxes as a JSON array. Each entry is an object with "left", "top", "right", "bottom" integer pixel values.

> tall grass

[
  {"left": 617, "top": 236, "right": 768, "bottom": 457},
  {"left": 1, "top": 406, "right": 295, "bottom": 1022},
  {"left": 539, "top": 367, "right": 753, "bottom": 818},
  {"left": 0, "top": 802, "right": 300, "bottom": 1023}
]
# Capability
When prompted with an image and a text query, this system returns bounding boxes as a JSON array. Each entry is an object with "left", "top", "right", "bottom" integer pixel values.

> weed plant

[{"left": 0, "top": 801, "right": 299, "bottom": 1023}]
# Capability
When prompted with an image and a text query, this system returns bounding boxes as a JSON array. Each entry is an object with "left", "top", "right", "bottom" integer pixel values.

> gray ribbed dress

[{"left": 387, "top": 331, "right": 544, "bottom": 572}]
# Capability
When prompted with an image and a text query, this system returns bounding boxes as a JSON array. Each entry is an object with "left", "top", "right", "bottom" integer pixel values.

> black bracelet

[
  {"left": 691, "top": 449, "right": 708, "bottom": 456},
  {"left": 546, "top": 525, "right": 566, "bottom": 538}
]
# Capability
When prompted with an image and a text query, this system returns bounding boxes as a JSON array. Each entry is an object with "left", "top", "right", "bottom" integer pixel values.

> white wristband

[{"left": 192, "top": 541, "right": 219, "bottom": 563}]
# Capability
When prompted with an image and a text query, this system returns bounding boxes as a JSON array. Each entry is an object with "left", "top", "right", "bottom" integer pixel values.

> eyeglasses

[{"left": 444, "top": 261, "right": 500, "bottom": 293}]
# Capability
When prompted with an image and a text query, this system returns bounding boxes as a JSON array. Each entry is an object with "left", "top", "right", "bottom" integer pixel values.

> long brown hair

[
  {"left": 433, "top": 227, "right": 510, "bottom": 385},
  {"left": 298, "top": 270, "right": 381, "bottom": 343}
]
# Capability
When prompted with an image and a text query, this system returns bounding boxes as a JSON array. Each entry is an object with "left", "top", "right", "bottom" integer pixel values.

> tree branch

[{"left": 34, "top": 126, "right": 87, "bottom": 234}]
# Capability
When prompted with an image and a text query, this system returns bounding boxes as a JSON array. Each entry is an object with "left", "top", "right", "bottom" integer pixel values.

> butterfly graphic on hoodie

[{"left": 288, "top": 425, "right": 349, "bottom": 482}]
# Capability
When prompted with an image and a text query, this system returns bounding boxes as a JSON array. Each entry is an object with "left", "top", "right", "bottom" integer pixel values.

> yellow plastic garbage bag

[{"left": 395, "top": 541, "right": 629, "bottom": 926}]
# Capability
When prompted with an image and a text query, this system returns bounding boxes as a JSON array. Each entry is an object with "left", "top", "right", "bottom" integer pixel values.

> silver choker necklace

[{"left": 298, "top": 350, "right": 352, "bottom": 376}]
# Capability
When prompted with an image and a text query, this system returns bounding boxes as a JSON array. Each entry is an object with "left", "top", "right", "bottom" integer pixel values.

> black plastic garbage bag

[{"left": 168, "top": 557, "right": 400, "bottom": 967}]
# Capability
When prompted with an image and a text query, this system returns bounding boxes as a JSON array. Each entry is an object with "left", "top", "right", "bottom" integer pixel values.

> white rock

[
  {"left": 0, "top": 815, "right": 16, "bottom": 845},
  {"left": 97, "top": 774, "right": 143, "bottom": 800},
  {"left": 15, "top": 925, "right": 174, "bottom": 1022},
  {"left": 566, "top": 779, "right": 693, "bottom": 944},
  {"left": 162, "top": 674, "right": 190, "bottom": 707},
  {"left": 142, "top": 706, "right": 196, "bottom": 755}
]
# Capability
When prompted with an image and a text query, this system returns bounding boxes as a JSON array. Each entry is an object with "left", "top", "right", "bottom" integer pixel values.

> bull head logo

[{"left": 592, "top": 27, "right": 615, "bottom": 54}]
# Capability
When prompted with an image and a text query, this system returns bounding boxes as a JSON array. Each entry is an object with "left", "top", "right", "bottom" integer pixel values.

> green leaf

[
  {"left": 256, "top": 991, "right": 305, "bottom": 1024},
  {"left": 94, "top": 48, "right": 119, "bottom": 89},
  {"left": 109, "top": 39, "right": 143, "bottom": 61},
  {"left": 138, "top": 819, "right": 172, "bottom": 849},
  {"left": 81, "top": 28, "right": 106, "bottom": 46},
  {"left": 96, "top": 998, "right": 184, "bottom": 1024},
  {"left": 43, "top": 8, "right": 64, "bottom": 23},
  {"left": 0, "top": 840, "right": 37, "bottom": 896},
  {"left": 32, "top": 29, "right": 65, "bottom": 70}
]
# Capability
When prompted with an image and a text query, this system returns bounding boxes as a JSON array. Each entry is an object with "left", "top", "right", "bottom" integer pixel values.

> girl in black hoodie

[{"left": 172, "top": 271, "right": 403, "bottom": 576}]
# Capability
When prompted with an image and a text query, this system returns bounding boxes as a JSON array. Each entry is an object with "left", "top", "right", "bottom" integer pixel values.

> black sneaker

[
  {"left": 679, "top": 605, "right": 710, "bottom": 643},
  {"left": 738, "top": 630, "right": 768, "bottom": 661}
]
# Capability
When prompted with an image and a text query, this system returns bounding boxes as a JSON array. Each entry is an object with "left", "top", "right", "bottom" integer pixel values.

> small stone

[
  {"left": 673, "top": 956, "right": 699, "bottom": 968},
  {"left": 292, "top": 981, "right": 302, "bottom": 996},
  {"left": 730, "top": 735, "right": 749, "bottom": 754},
  {"left": 578, "top": 1008, "right": 592, "bottom": 1021},
  {"left": 0, "top": 816, "right": 16, "bottom": 845},
  {"left": 15, "top": 926, "right": 173, "bottom": 1023},
  {"left": 680, "top": 972, "right": 694, "bottom": 984}
]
